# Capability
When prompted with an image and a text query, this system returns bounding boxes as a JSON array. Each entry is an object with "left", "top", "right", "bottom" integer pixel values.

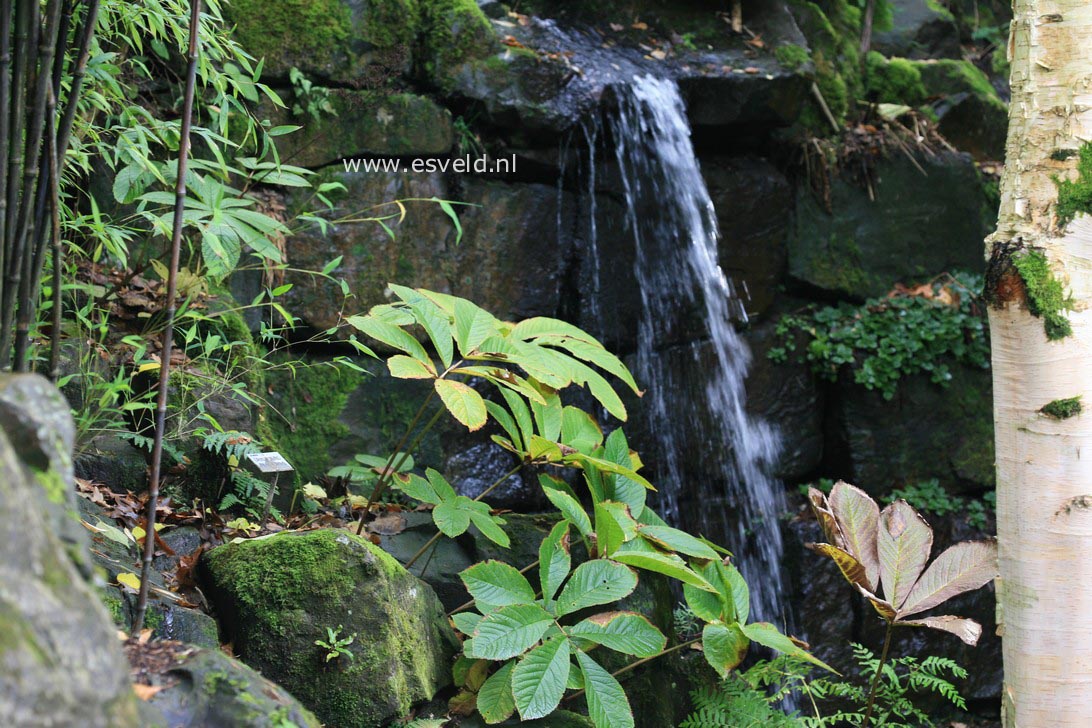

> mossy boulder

[
  {"left": 142, "top": 646, "right": 321, "bottom": 728},
  {"left": 834, "top": 364, "right": 994, "bottom": 496},
  {"left": 787, "top": 150, "right": 994, "bottom": 299},
  {"left": 0, "top": 374, "right": 139, "bottom": 727},
  {"left": 789, "top": 0, "right": 864, "bottom": 129},
  {"left": 864, "top": 51, "right": 927, "bottom": 105},
  {"left": 200, "top": 529, "right": 459, "bottom": 727},
  {"left": 913, "top": 59, "right": 1008, "bottom": 160},
  {"left": 873, "top": 0, "right": 960, "bottom": 59},
  {"left": 261, "top": 91, "right": 454, "bottom": 168},
  {"left": 420, "top": 0, "right": 500, "bottom": 88}
]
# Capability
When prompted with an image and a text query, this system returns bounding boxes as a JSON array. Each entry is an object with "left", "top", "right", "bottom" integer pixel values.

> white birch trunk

[{"left": 990, "top": 2, "right": 1092, "bottom": 724}]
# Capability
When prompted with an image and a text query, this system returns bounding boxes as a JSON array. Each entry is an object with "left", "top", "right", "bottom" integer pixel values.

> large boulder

[
  {"left": 0, "top": 373, "right": 139, "bottom": 727},
  {"left": 787, "top": 150, "right": 994, "bottom": 299},
  {"left": 140, "top": 645, "right": 321, "bottom": 728},
  {"left": 201, "top": 529, "right": 459, "bottom": 727},
  {"left": 914, "top": 59, "right": 1008, "bottom": 161},
  {"left": 873, "top": 0, "right": 961, "bottom": 60}
]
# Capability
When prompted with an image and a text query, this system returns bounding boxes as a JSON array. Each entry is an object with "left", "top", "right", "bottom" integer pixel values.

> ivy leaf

[
  {"left": 477, "top": 661, "right": 517, "bottom": 724},
  {"left": 461, "top": 561, "right": 536, "bottom": 612},
  {"left": 554, "top": 560, "right": 638, "bottom": 617},
  {"left": 575, "top": 651, "right": 634, "bottom": 728},
  {"left": 435, "top": 379, "right": 488, "bottom": 431},
  {"left": 465, "top": 604, "right": 556, "bottom": 661},
  {"left": 512, "top": 636, "right": 571, "bottom": 720},
  {"left": 568, "top": 612, "right": 666, "bottom": 658}
]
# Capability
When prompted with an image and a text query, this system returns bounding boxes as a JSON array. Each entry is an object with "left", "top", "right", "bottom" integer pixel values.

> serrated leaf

[
  {"left": 540, "top": 521, "right": 572, "bottom": 605},
  {"left": 637, "top": 525, "right": 718, "bottom": 560},
  {"left": 389, "top": 284, "right": 455, "bottom": 368},
  {"left": 434, "top": 499, "right": 471, "bottom": 537},
  {"left": 702, "top": 623, "right": 749, "bottom": 677},
  {"left": 347, "top": 314, "right": 430, "bottom": 362},
  {"left": 461, "top": 561, "right": 536, "bottom": 611},
  {"left": 808, "top": 542, "right": 870, "bottom": 590},
  {"left": 878, "top": 500, "right": 933, "bottom": 609},
  {"left": 561, "top": 406, "right": 603, "bottom": 454},
  {"left": 568, "top": 612, "right": 666, "bottom": 657},
  {"left": 575, "top": 651, "right": 634, "bottom": 728},
  {"left": 897, "top": 540, "right": 997, "bottom": 618},
  {"left": 829, "top": 481, "right": 881, "bottom": 592},
  {"left": 594, "top": 501, "right": 636, "bottom": 557},
  {"left": 612, "top": 542, "right": 716, "bottom": 593},
  {"left": 466, "top": 604, "right": 556, "bottom": 661},
  {"left": 393, "top": 472, "right": 441, "bottom": 505},
  {"left": 469, "top": 510, "right": 510, "bottom": 548},
  {"left": 477, "top": 661, "right": 516, "bottom": 724},
  {"left": 512, "top": 636, "right": 570, "bottom": 720},
  {"left": 454, "top": 299, "right": 496, "bottom": 356},
  {"left": 540, "top": 476, "right": 593, "bottom": 538},
  {"left": 741, "top": 622, "right": 837, "bottom": 673},
  {"left": 436, "top": 379, "right": 488, "bottom": 431},
  {"left": 387, "top": 354, "right": 436, "bottom": 380},
  {"left": 896, "top": 615, "right": 983, "bottom": 645},
  {"left": 452, "top": 612, "right": 483, "bottom": 636},
  {"left": 554, "top": 560, "right": 638, "bottom": 617},
  {"left": 530, "top": 391, "right": 564, "bottom": 443}
]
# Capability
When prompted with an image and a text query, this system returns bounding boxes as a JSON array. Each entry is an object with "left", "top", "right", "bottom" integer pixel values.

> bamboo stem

[
  {"left": 0, "top": 2, "right": 13, "bottom": 322},
  {"left": 133, "top": 0, "right": 202, "bottom": 634},
  {"left": 46, "top": 85, "right": 61, "bottom": 379}
]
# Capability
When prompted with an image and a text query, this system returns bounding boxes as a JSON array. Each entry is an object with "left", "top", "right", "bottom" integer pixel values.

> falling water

[{"left": 598, "top": 76, "right": 790, "bottom": 625}]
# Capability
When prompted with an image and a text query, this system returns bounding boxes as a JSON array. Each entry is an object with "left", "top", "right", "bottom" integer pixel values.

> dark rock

[
  {"left": 461, "top": 711, "right": 595, "bottom": 727},
  {"left": 873, "top": 0, "right": 961, "bottom": 60},
  {"left": 261, "top": 91, "right": 454, "bottom": 168},
  {"left": 787, "top": 150, "right": 993, "bottom": 299},
  {"left": 913, "top": 59, "right": 1008, "bottom": 161},
  {"left": 0, "top": 374, "right": 139, "bottom": 727},
  {"left": 377, "top": 511, "right": 476, "bottom": 611},
  {"left": 142, "top": 647, "right": 321, "bottom": 727},
  {"left": 75, "top": 433, "right": 148, "bottom": 493},
  {"left": 833, "top": 365, "right": 995, "bottom": 496},
  {"left": 442, "top": 440, "right": 544, "bottom": 511},
  {"left": 201, "top": 529, "right": 459, "bottom": 727},
  {"left": 679, "top": 65, "right": 811, "bottom": 129}
]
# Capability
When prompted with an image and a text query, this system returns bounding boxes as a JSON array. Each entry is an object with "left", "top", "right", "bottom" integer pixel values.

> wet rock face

[
  {"left": 200, "top": 529, "right": 459, "bottom": 728},
  {"left": 787, "top": 150, "right": 993, "bottom": 299},
  {"left": 0, "top": 374, "right": 139, "bottom": 728}
]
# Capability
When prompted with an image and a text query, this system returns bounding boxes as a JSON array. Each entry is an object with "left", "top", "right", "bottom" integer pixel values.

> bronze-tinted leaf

[
  {"left": 896, "top": 615, "right": 983, "bottom": 646},
  {"left": 854, "top": 583, "right": 897, "bottom": 621},
  {"left": 897, "top": 540, "right": 998, "bottom": 618},
  {"left": 808, "top": 487, "right": 846, "bottom": 550},
  {"left": 808, "top": 542, "right": 869, "bottom": 589},
  {"left": 877, "top": 500, "right": 933, "bottom": 609},
  {"left": 829, "top": 481, "right": 881, "bottom": 591}
]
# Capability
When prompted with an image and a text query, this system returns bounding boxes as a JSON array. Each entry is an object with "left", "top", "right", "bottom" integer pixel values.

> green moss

[
  {"left": 421, "top": 0, "right": 499, "bottom": 86},
  {"left": 790, "top": 1, "right": 863, "bottom": 130},
  {"left": 775, "top": 44, "right": 810, "bottom": 71},
  {"left": 914, "top": 58, "right": 999, "bottom": 100},
  {"left": 226, "top": 0, "right": 353, "bottom": 71},
  {"left": 1055, "top": 142, "right": 1092, "bottom": 227},
  {"left": 99, "top": 587, "right": 127, "bottom": 626},
  {"left": 264, "top": 360, "right": 362, "bottom": 480},
  {"left": 0, "top": 603, "right": 48, "bottom": 663},
  {"left": 865, "top": 52, "right": 927, "bottom": 105},
  {"left": 32, "top": 467, "right": 66, "bottom": 505},
  {"left": 1041, "top": 396, "right": 1082, "bottom": 420},
  {"left": 1012, "top": 250, "right": 1073, "bottom": 340}
]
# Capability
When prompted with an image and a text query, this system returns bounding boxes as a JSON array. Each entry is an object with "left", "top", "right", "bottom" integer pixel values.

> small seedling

[{"left": 315, "top": 626, "right": 356, "bottom": 662}]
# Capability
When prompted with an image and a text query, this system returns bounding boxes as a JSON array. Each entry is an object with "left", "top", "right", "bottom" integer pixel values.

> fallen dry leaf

[{"left": 133, "top": 684, "right": 165, "bottom": 701}]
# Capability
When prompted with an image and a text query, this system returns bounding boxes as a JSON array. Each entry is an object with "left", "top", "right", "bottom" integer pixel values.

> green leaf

[
  {"left": 466, "top": 604, "right": 556, "bottom": 661},
  {"left": 719, "top": 560, "right": 751, "bottom": 625},
  {"left": 683, "top": 575, "right": 729, "bottom": 624},
  {"left": 497, "top": 387, "right": 534, "bottom": 450},
  {"left": 452, "top": 612, "right": 483, "bottom": 636},
  {"left": 454, "top": 299, "right": 496, "bottom": 356},
  {"left": 702, "top": 623, "right": 749, "bottom": 677},
  {"left": 435, "top": 379, "right": 488, "bottom": 431},
  {"left": 346, "top": 314, "right": 430, "bottom": 362},
  {"left": 575, "top": 651, "right": 634, "bottom": 728},
  {"left": 435, "top": 197, "right": 465, "bottom": 244},
  {"left": 741, "top": 622, "right": 837, "bottom": 673},
  {"left": 468, "top": 509, "right": 511, "bottom": 548},
  {"left": 540, "top": 521, "right": 572, "bottom": 605},
  {"left": 485, "top": 401, "right": 524, "bottom": 452},
  {"left": 637, "top": 525, "right": 718, "bottom": 560},
  {"left": 594, "top": 501, "right": 636, "bottom": 557},
  {"left": 530, "top": 390, "right": 564, "bottom": 443},
  {"left": 554, "top": 560, "right": 638, "bottom": 617},
  {"left": 387, "top": 354, "right": 436, "bottom": 380},
  {"left": 434, "top": 499, "right": 471, "bottom": 537},
  {"left": 512, "top": 636, "right": 571, "bottom": 720},
  {"left": 461, "top": 561, "right": 536, "bottom": 612},
  {"left": 392, "top": 473, "right": 441, "bottom": 505},
  {"left": 540, "top": 477, "right": 593, "bottom": 538},
  {"left": 561, "top": 406, "right": 604, "bottom": 454},
  {"left": 612, "top": 545, "right": 716, "bottom": 592},
  {"left": 426, "top": 468, "right": 458, "bottom": 501},
  {"left": 477, "top": 661, "right": 517, "bottom": 724},
  {"left": 545, "top": 336, "right": 641, "bottom": 394},
  {"left": 390, "top": 284, "right": 455, "bottom": 368},
  {"left": 568, "top": 612, "right": 666, "bottom": 657},
  {"left": 510, "top": 317, "right": 602, "bottom": 345}
]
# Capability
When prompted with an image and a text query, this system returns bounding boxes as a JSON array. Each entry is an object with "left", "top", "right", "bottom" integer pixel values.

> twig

[
  {"left": 134, "top": 0, "right": 202, "bottom": 634},
  {"left": 810, "top": 82, "right": 841, "bottom": 134}
]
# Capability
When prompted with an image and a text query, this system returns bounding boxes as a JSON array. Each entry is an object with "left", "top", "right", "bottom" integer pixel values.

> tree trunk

[{"left": 988, "top": 3, "right": 1092, "bottom": 724}]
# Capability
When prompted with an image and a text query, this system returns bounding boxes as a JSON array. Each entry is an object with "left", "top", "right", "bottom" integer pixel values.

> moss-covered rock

[
  {"left": 0, "top": 375, "right": 140, "bottom": 727},
  {"left": 200, "top": 529, "right": 459, "bottom": 728},
  {"left": 913, "top": 58, "right": 1008, "bottom": 160},
  {"left": 142, "top": 647, "right": 322, "bottom": 728},
  {"left": 865, "top": 51, "right": 927, "bottom": 105},
  {"left": 789, "top": 0, "right": 863, "bottom": 129},
  {"left": 420, "top": 0, "right": 500, "bottom": 88},
  {"left": 261, "top": 90, "right": 454, "bottom": 168},
  {"left": 787, "top": 150, "right": 994, "bottom": 299},
  {"left": 873, "top": 0, "right": 960, "bottom": 60}
]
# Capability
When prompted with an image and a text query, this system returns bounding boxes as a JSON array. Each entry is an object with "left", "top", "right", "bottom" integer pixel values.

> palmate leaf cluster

[{"left": 347, "top": 286, "right": 834, "bottom": 727}]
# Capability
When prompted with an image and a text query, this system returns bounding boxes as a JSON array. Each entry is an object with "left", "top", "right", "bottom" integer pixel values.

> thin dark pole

[
  {"left": 133, "top": 0, "right": 202, "bottom": 633},
  {"left": 0, "top": 2, "right": 13, "bottom": 321},
  {"left": 46, "top": 85, "right": 61, "bottom": 379}
]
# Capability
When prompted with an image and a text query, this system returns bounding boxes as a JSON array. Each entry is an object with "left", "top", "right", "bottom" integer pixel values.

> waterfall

[{"left": 593, "top": 76, "right": 791, "bottom": 626}]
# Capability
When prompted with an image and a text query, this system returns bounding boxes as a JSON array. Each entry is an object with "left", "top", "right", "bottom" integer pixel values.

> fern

[{"left": 681, "top": 680, "right": 801, "bottom": 728}]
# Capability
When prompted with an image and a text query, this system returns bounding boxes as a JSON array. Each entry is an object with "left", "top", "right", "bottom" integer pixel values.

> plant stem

[
  {"left": 565, "top": 638, "right": 702, "bottom": 703},
  {"left": 403, "top": 463, "right": 522, "bottom": 569},
  {"left": 862, "top": 621, "right": 895, "bottom": 728},
  {"left": 133, "top": 0, "right": 201, "bottom": 634}
]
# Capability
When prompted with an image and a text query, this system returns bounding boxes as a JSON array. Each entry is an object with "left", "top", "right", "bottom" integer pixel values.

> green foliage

[
  {"left": 886, "top": 480, "right": 993, "bottom": 532},
  {"left": 225, "top": 0, "right": 353, "bottom": 72},
  {"left": 289, "top": 67, "right": 336, "bottom": 121},
  {"left": 681, "top": 680, "right": 799, "bottom": 727},
  {"left": 865, "top": 52, "right": 927, "bottom": 105},
  {"left": 1055, "top": 142, "right": 1092, "bottom": 227},
  {"left": 770, "top": 274, "right": 989, "bottom": 400},
  {"left": 1011, "top": 250, "right": 1073, "bottom": 340},
  {"left": 1041, "top": 396, "right": 1083, "bottom": 420},
  {"left": 775, "top": 44, "right": 810, "bottom": 71},
  {"left": 314, "top": 625, "right": 356, "bottom": 662}
]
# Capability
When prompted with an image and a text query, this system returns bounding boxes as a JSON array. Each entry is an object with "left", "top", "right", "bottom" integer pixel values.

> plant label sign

[{"left": 246, "top": 452, "right": 294, "bottom": 474}]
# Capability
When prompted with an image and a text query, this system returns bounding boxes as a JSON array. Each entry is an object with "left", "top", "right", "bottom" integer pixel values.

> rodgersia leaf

[
  {"left": 877, "top": 500, "right": 933, "bottom": 609},
  {"left": 897, "top": 539, "right": 998, "bottom": 618},
  {"left": 897, "top": 615, "right": 983, "bottom": 645},
  {"left": 477, "top": 661, "right": 516, "bottom": 724},
  {"left": 829, "top": 481, "right": 881, "bottom": 591},
  {"left": 512, "top": 636, "right": 570, "bottom": 720},
  {"left": 575, "top": 651, "right": 634, "bottom": 728}
]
